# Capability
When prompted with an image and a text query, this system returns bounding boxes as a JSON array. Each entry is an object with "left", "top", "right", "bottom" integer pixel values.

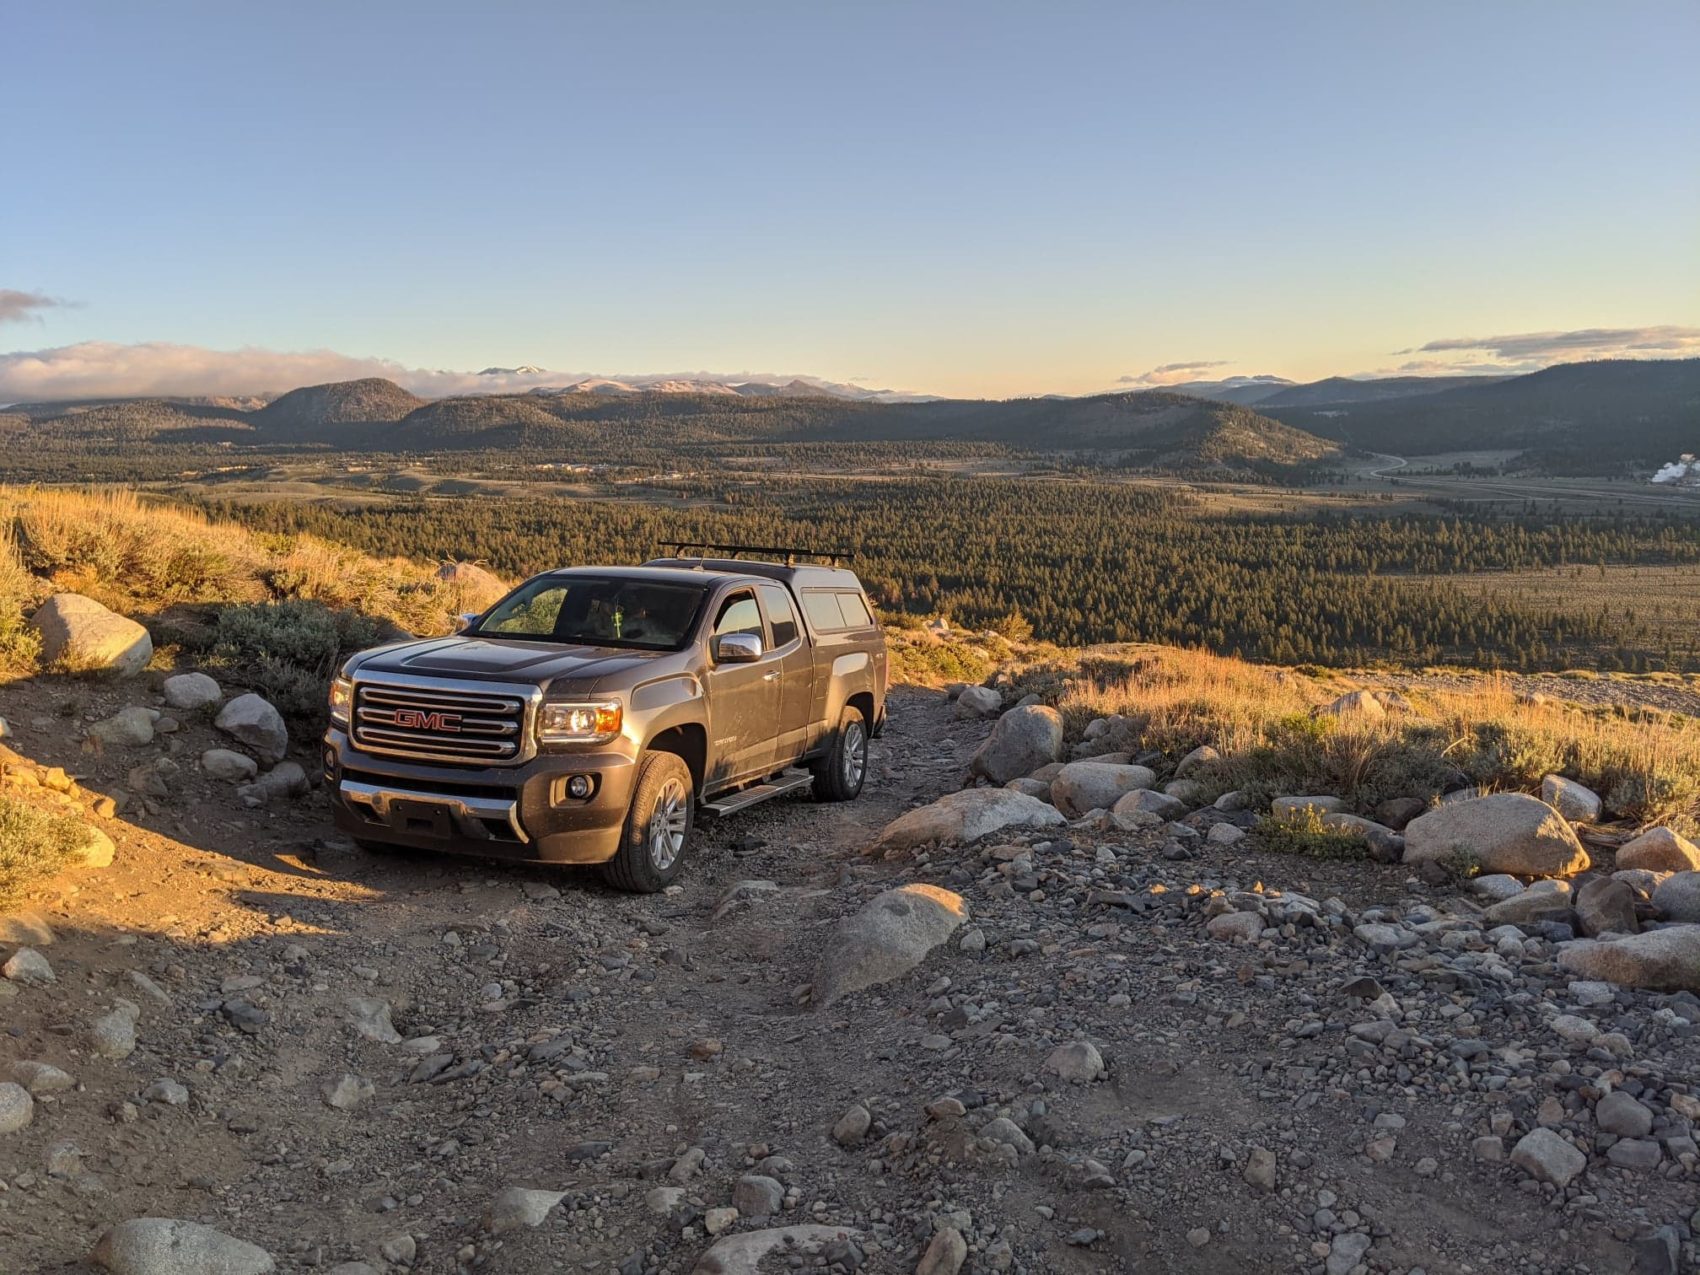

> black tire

[
  {"left": 812, "top": 705, "right": 869, "bottom": 802},
  {"left": 603, "top": 751, "right": 695, "bottom": 893}
]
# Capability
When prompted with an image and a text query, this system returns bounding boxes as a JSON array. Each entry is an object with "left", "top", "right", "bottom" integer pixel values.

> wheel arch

[{"left": 645, "top": 721, "right": 708, "bottom": 795}]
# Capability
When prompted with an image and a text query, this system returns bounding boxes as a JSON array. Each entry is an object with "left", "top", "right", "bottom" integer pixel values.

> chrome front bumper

[{"left": 338, "top": 779, "right": 529, "bottom": 844}]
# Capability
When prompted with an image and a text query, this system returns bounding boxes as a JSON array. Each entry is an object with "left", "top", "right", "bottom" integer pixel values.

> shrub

[
  {"left": 1255, "top": 806, "right": 1369, "bottom": 861},
  {"left": 0, "top": 524, "right": 42, "bottom": 678},
  {"left": 203, "top": 600, "right": 383, "bottom": 719},
  {"left": 0, "top": 793, "right": 91, "bottom": 905}
]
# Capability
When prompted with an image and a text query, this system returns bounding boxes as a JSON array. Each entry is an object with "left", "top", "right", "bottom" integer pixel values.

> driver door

[{"left": 703, "top": 589, "right": 780, "bottom": 789}]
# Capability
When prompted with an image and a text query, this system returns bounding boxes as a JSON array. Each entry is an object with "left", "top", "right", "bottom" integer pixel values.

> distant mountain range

[{"left": 5, "top": 358, "right": 1694, "bottom": 475}]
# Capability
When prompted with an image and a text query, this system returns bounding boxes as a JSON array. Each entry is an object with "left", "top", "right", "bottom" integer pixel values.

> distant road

[{"left": 1366, "top": 453, "right": 1407, "bottom": 477}]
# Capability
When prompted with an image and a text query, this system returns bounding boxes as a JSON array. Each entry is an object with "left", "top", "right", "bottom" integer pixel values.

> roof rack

[{"left": 657, "top": 541, "right": 853, "bottom": 567}]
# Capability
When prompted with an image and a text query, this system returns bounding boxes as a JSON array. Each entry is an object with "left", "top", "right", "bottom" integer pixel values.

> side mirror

[
  {"left": 713, "top": 632, "right": 763, "bottom": 664},
  {"left": 454, "top": 612, "right": 480, "bottom": 634}
]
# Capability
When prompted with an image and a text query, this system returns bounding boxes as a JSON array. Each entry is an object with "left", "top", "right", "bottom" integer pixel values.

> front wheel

[
  {"left": 603, "top": 752, "right": 695, "bottom": 893},
  {"left": 812, "top": 705, "right": 868, "bottom": 802}
]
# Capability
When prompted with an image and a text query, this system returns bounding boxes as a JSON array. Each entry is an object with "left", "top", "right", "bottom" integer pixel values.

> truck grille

[{"left": 351, "top": 682, "right": 529, "bottom": 765}]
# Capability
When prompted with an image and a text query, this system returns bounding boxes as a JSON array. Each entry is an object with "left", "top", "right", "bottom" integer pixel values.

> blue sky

[{"left": 4, "top": 1, "right": 1697, "bottom": 399}]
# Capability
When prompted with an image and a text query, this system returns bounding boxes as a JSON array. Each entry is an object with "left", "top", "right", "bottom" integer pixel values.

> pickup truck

[{"left": 322, "top": 548, "right": 887, "bottom": 891}]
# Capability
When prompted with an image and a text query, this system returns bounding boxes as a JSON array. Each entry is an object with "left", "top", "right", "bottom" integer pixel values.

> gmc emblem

[{"left": 392, "top": 709, "right": 463, "bottom": 733}]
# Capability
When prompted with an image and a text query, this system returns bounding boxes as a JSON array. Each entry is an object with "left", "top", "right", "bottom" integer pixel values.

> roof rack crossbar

[{"left": 657, "top": 541, "right": 853, "bottom": 567}]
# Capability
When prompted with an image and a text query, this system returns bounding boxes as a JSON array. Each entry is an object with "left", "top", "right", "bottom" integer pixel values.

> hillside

[
  {"left": 252, "top": 377, "right": 426, "bottom": 439},
  {"left": 1255, "top": 373, "right": 1509, "bottom": 408},
  {"left": 7, "top": 358, "right": 1696, "bottom": 475},
  {"left": 1127, "top": 406, "right": 1343, "bottom": 470},
  {"left": 1268, "top": 358, "right": 1700, "bottom": 467},
  {"left": 396, "top": 394, "right": 595, "bottom": 446}
]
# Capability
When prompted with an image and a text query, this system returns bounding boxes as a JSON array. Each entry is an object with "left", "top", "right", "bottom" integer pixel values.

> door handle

[{"left": 762, "top": 671, "right": 781, "bottom": 681}]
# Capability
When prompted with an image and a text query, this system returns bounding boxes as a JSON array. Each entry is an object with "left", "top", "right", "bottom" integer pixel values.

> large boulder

[
  {"left": 814, "top": 884, "right": 967, "bottom": 1005},
  {"left": 1652, "top": 872, "right": 1700, "bottom": 923},
  {"left": 872, "top": 789, "right": 1063, "bottom": 854},
  {"left": 1574, "top": 877, "right": 1638, "bottom": 937},
  {"left": 1174, "top": 744, "right": 1221, "bottom": 779},
  {"left": 969, "top": 704, "right": 1063, "bottom": 786},
  {"left": 215, "top": 694, "right": 288, "bottom": 765},
  {"left": 92, "top": 1218, "right": 274, "bottom": 1274},
  {"left": 1541, "top": 775, "right": 1602, "bottom": 823},
  {"left": 1049, "top": 762, "right": 1157, "bottom": 819},
  {"left": 1320, "top": 691, "right": 1385, "bottom": 721},
  {"left": 1557, "top": 925, "right": 1700, "bottom": 992},
  {"left": 31, "top": 594, "right": 152, "bottom": 677},
  {"left": 1618, "top": 827, "right": 1700, "bottom": 874},
  {"left": 1403, "top": 793, "right": 1590, "bottom": 877},
  {"left": 953, "top": 685, "right": 1003, "bottom": 719}
]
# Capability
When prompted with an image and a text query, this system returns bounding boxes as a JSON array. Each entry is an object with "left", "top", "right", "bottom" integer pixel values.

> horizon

[{"left": 5, "top": 1, "right": 1698, "bottom": 401}]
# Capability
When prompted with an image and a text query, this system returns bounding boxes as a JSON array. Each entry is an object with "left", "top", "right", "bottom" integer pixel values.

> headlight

[
  {"left": 537, "top": 700, "right": 622, "bottom": 744},
  {"left": 328, "top": 674, "right": 353, "bottom": 726}
]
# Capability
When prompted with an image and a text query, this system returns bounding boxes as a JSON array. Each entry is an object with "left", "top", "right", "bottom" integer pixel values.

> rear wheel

[
  {"left": 603, "top": 751, "right": 695, "bottom": 893},
  {"left": 812, "top": 705, "right": 868, "bottom": 802}
]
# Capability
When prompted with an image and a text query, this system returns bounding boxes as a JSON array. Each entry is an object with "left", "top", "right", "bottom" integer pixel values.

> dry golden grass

[
  {"left": 0, "top": 485, "right": 506, "bottom": 640},
  {"left": 1014, "top": 644, "right": 1700, "bottom": 831}
]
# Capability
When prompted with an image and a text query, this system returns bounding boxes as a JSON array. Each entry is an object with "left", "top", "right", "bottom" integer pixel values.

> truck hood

[{"left": 350, "top": 636, "right": 671, "bottom": 690}]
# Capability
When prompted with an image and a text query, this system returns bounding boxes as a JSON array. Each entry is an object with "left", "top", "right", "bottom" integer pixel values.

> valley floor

[{"left": 0, "top": 676, "right": 1695, "bottom": 1274}]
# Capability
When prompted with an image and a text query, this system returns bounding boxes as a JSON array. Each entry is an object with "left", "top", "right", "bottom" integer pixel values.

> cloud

[
  {"left": 0, "top": 340, "right": 930, "bottom": 404},
  {"left": 1118, "top": 360, "right": 1230, "bottom": 386},
  {"left": 0, "top": 290, "right": 69, "bottom": 325},
  {"left": 1414, "top": 325, "right": 1700, "bottom": 363}
]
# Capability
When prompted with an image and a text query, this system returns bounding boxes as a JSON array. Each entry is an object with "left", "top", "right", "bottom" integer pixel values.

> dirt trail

[{"left": 1, "top": 677, "right": 1696, "bottom": 1275}]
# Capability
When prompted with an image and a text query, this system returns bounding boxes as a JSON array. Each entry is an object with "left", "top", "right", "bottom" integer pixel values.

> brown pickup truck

[{"left": 322, "top": 547, "right": 887, "bottom": 891}]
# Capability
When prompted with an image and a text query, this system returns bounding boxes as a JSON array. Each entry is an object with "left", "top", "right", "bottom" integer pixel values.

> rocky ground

[{"left": 1, "top": 671, "right": 1698, "bottom": 1275}]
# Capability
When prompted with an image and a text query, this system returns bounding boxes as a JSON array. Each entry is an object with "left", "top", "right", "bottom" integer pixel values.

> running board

[{"left": 700, "top": 770, "right": 814, "bottom": 818}]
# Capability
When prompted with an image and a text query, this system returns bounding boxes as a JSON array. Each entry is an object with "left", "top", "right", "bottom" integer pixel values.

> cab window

[
  {"left": 712, "top": 592, "right": 763, "bottom": 641},
  {"left": 759, "top": 585, "right": 800, "bottom": 647}
]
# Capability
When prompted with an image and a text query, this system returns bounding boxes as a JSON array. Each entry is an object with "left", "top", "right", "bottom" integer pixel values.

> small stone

[
  {"left": 1186, "top": 1227, "right": 1211, "bottom": 1248},
  {"left": 90, "top": 1003, "right": 140, "bottom": 1059},
  {"left": 2, "top": 946, "right": 54, "bottom": 986},
  {"left": 485, "top": 1186, "right": 566, "bottom": 1235},
  {"left": 163, "top": 672, "right": 223, "bottom": 711},
  {"left": 833, "top": 1104, "right": 872, "bottom": 1146},
  {"left": 1327, "top": 1233, "right": 1372, "bottom": 1275},
  {"left": 12, "top": 1061, "right": 74, "bottom": 1094},
  {"left": 731, "top": 1174, "right": 784, "bottom": 1217},
  {"left": 1044, "top": 1040, "right": 1105, "bottom": 1083},
  {"left": 704, "top": 1207, "right": 739, "bottom": 1235},
  {"left": 142, "top": 1078, "right": 189, "bottom": 1107},
  {"left": 1206, "top": 911, "right": 1263, "bottom": 942},
  {"left": 1510, "top": 1127, "right": 1587, "bottom": 1187},
  {"left": 1242, "top": 1145, "right": 1277, "bottom": 1190},
  {"left": 917, "top": 1227, "right": 968, "bottom": 1275},
  {"left": 322, "top": 1073, "right": 375, "bottom": 1111},
  {"left": 0, "top": 1081, "right": 34, "bottom": 1133},
  {"left": 345, "top": 996, "right": 402, "bottom": 1044}
]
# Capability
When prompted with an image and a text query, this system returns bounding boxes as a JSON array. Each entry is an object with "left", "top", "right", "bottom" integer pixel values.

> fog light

[{"left": 566, "top": 774, "right": 593, "bottom": 799}]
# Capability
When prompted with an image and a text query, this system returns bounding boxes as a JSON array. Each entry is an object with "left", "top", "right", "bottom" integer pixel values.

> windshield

[{"left": 472, "top": 575, "right": 707, "bottom": 650}]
